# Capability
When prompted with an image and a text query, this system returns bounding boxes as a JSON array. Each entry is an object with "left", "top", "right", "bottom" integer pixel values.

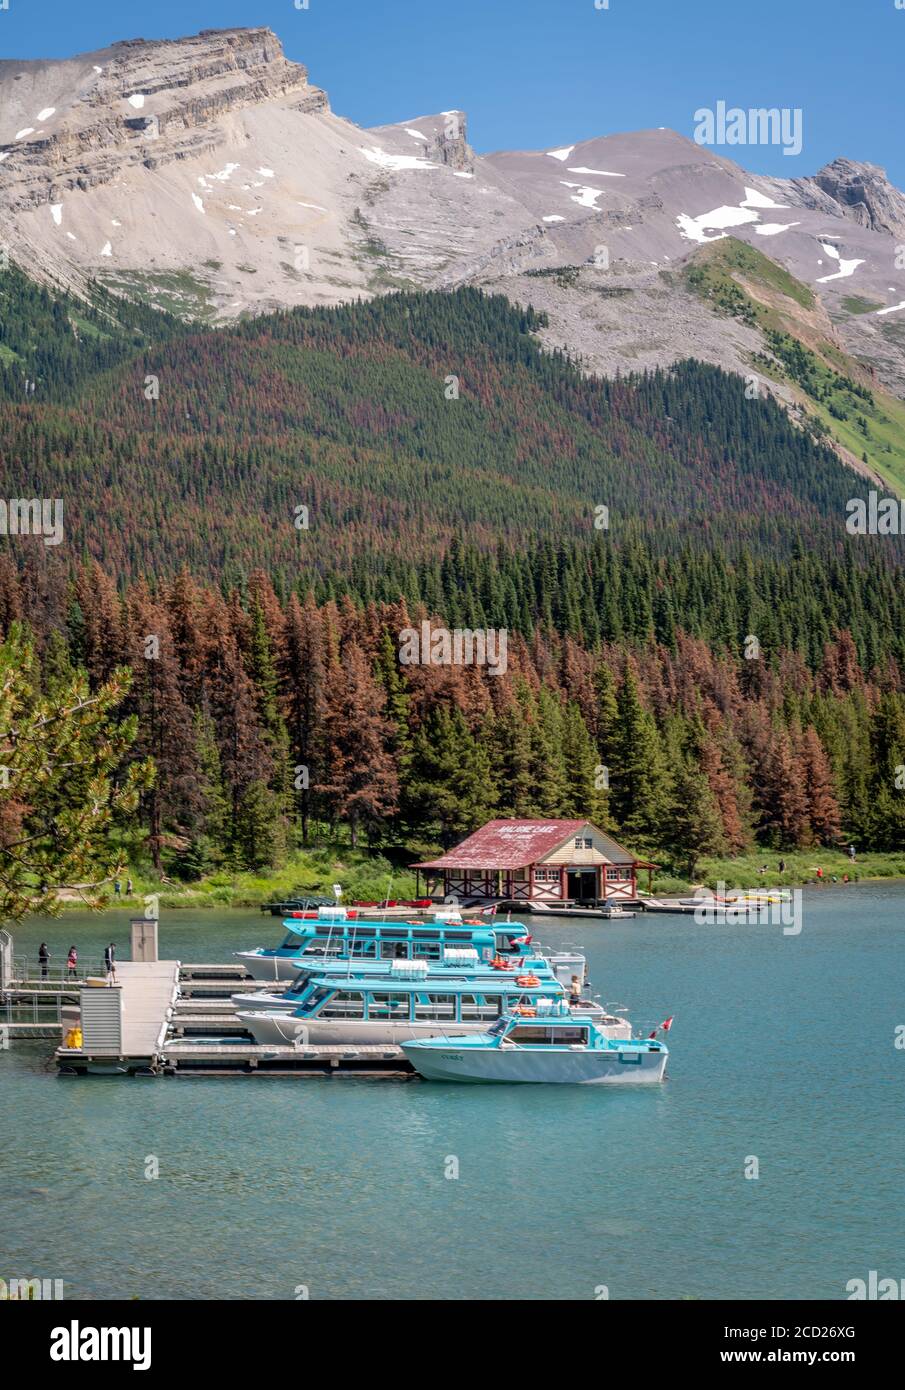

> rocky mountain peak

[
  {"left": 809, "top": 157, "right": 905, "bottom": 239},
  {"left": 367, "top": 110, "right": 474, "bottom": 173},
  {"left": 0, "top": 26, "right": 326, "bottom": 212}
]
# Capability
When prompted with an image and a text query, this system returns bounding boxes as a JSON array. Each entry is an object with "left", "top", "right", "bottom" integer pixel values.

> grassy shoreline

[{"left": 45, "top": 846, "right": 905, "bottom": 913}]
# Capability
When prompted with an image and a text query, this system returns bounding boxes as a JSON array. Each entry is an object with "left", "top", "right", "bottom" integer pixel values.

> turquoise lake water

[{"left": 1, "top": 884, "right": 903, "bottom": 1300}]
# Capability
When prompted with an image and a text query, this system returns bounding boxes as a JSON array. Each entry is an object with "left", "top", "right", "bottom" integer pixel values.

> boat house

[{"left": 412, "top": 819, "right": 653, "bottom": 907}]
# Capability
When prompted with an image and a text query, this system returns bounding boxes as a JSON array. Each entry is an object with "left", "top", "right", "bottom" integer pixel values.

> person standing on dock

[
  {"left": 38, "top": 942, "right": 50, "bottom": 979},
  {"left": 104, "top": 942, "right": 117, "bottom": 986},
  {"left": 67, "top": 946, "right": 78, "bottom": 980},
  {"left": 126, "top": 877, "right": 133, "bottom": 896}
]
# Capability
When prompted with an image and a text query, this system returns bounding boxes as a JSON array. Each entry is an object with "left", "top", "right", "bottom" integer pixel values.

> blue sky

[{"left": 2, "top": 0, "right": 903, "bottom": 184}]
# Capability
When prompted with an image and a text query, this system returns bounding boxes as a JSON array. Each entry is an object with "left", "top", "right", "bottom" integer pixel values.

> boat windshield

[
  {"left": 301, "top": 985, "right": 332, "bottom": 1014},
  {"left": 488, "top": 1018, "right": 510, "bottom": 1037}
]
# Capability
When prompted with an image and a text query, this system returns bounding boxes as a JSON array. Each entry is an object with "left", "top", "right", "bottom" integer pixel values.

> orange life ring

[
  {"left": 491, "top": 956, "right": 513, "bottom": 970},
  {"left": 514, "top": 1004, "right": 536, "bottom": 1017},
  {"left": 516, "top": 974, "right": 540, "bottom": 987}
]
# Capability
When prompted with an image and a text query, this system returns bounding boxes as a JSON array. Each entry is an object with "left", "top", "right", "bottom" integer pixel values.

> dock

[
  {"left": 159, "top": 1041, "right": 409, "bottom": 1077},
  {"left": 53, "top": 961, "right": 414, "bottom": 1077}
]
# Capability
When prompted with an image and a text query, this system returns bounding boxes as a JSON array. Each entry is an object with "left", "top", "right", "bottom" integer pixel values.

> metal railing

[
  {"left": 1, "top": 993, "right": 64, "bottom": 1027},
  {"left": 8, "top": 955, "right": 107, "bottom": 986}
]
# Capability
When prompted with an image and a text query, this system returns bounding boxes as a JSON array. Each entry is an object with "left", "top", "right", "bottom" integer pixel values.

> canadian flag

[{"left": 649, "top": 1016, "right": 674, "bottom": 1038}]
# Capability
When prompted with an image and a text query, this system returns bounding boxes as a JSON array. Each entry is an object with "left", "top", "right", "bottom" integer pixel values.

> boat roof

[
  {"left": 300, "top": 975, "right": 562, "bottom": 995},
  {"left": 281, "top": 918, "right": 524, "bottom": 938},
  {"left": 286, "top": 961, "right": 550, "bottom": 987}
]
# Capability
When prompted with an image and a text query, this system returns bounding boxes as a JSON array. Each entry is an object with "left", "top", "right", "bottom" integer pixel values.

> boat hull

[
  {"left": 402, "top": 1042, "right": 668, "bottom": 1084},
  {"left": 234, "top": 950, "right": 307, "bottom": 982},
  {"left": 232, "top": 990, "right": 294, "bottom": 1011},
  {"left": 236, "top": 1012, "right": 489, "bottom": 1046}
]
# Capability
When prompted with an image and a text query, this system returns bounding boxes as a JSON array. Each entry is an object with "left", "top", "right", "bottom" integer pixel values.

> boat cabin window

[
  {"left": 414, "top": 993, "right": 457, "bottom": 1021},
  {"left": 317, "top": 936, "right": 347, "bottom": 957},
  {"left": 319, "top": 991, "right": 366, "bottom": 1019},
  {"left": 459, "top": 993, "right": 497, "bottom": 1020},
  {"left": 509, "top": 1026, "right": 590, "bottom": 1045},
  {"left": 366, "top": 992, "right": 411, "bottom": 1020}
]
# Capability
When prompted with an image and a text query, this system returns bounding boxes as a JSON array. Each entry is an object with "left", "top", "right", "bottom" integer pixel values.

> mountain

[
  {"left": 3, "top": 32, "right": 905, "bottom": 874},
  {"left": 3, "top": 26, "right": 905, "bottom": 424}
]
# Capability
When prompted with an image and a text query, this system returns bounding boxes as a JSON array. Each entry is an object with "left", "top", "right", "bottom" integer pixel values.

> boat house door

[{"left": 567, "top": 869, "right": 598, "bottom": 903}]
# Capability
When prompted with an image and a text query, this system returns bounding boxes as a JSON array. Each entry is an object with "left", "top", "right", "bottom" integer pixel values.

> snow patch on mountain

[
  {"left": 360, "top": 145, "right": 437, "bottom": 171},
  {"left": 754, "top": 222, "right": 800, "bottom": 236},
  {"left": 816, "top": 241, "right": 864, "bottom": 282},
  {"left": 562, "top": 182, "right": 607, "bottom": 209},
  {"left": 568, "top": 166, "right": 624, "bottom": 178}
]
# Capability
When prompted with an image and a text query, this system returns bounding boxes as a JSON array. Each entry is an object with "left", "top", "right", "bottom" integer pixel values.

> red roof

[{"left": 413, "top": 819, "right": 635, "bottom": 871}]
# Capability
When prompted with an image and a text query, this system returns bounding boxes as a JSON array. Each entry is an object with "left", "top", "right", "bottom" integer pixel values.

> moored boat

[
  {"left": 235, "top": 908, "right": 532, "bottom": 982},
  {"left": 231, "top": 947, "right": 593, "bottom": 1012},
  {"left": 236, "top": 973, "right": 631, "bottom": 1047},
  {"left": 402, "top": 1006, "right": 669, "bottom": 1084}
]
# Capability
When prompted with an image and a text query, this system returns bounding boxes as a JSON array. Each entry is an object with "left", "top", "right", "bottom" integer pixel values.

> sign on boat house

[{"left": 412, "top": 819, "right": 654, "bottom": 906}]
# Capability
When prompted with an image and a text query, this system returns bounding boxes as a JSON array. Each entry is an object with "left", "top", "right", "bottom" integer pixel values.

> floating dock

[
  {"left": 54, "top": 961, "right": 413, "bottom": 1077},
  {"left": 159, "top": 1041, "right": 409, "bottom": 1077}
]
